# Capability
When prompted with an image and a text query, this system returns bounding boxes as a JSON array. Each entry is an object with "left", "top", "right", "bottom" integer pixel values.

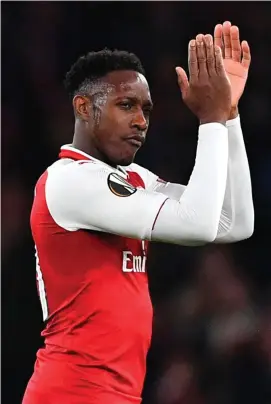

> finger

[
  {"left": 204, "top": 34, "right": 216, "bottom": 76},
  {"left": 214, "top": 24, "right": 223, "bottom": 50},
  {"left": 196, "top": 34, "right": 208, "bottom": 78},
  {"left": 214, "top": 45, "right": 227, "bottom": 77},
  {"left": 222, "top": 21, "right": 232, "bottom": 59},
  {"left": 188, "top": 39, "right": 198, "bottom": 81},
  {"left": 230, "top": 26, "right": 241, "bottom": 62},
  {"left": 176, "top": 67, "right": 189, "bottom": 98},
  {"left": 241, "top": 41, "right": 251, "bottom": 69}
]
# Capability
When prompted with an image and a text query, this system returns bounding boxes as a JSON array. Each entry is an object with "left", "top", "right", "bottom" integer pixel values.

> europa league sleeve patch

[{"left": 107, "top": 173, "right": 137, "bottom": 197}]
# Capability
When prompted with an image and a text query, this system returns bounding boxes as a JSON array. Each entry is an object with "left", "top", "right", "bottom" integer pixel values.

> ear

[{"left": 73, "top": 95, "right": 92, "bottom": 120}]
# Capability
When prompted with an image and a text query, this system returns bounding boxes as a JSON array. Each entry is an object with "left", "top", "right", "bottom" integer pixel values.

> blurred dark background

[{"left": 2, "top": 2, "right": 271, "bottom": 404}]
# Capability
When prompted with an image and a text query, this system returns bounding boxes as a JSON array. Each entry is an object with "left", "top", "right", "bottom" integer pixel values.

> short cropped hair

[{"left": 64, "top": 49, "right": 145, "bottom": 98}]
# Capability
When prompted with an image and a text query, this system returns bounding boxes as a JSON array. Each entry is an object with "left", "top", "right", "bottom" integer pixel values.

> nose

[{"left": 131, "top": 110, "right": 147, "bottom": 132}]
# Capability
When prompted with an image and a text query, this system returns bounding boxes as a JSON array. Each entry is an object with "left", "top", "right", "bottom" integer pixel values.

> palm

[
  {"left": 224, "top": 58, "right": 248, "bottom": 108},
  {"left": 214, "top": 22, "right": 251, "bottom": 109}
]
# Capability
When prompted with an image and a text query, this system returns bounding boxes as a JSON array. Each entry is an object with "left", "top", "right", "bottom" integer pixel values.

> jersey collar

[{"left": 59, "top": 145, "right": 128, "bottom": 176}]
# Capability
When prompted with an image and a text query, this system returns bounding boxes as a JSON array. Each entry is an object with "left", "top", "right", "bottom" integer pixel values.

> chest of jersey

[{"left": 32, "top": 166, "right": 150, "bottom": 320}]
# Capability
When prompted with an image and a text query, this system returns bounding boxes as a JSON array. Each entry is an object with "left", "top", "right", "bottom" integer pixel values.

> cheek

[
  {"left": 105, "top": 112, "right": 130, "bottom": 136},
  {"left": 116, "top": 110, "right": 130, "bottom": 124},
  {"left": 110, "top": 110, "right": 130, "bottom": 128}
]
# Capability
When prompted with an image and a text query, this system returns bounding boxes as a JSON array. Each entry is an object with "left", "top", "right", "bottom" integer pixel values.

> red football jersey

[
  {"left": 23, "top": 146, "right": 168, "bottom": 404},
  {"left": 23, "top": 118, "right": 244, "bottom": 403}
]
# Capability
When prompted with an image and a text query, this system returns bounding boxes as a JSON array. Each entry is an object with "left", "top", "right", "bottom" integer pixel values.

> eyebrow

[{"left": 117, "top": 95, "right": 153, "bottom": 109}]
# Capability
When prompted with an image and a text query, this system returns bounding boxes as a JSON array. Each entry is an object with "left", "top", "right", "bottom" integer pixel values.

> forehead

[{"left": 102, "top": 70, "right": 151, "bottom": 101}]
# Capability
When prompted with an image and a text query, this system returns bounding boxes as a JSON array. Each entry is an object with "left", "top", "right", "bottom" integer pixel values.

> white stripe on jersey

[{"left": 35, "top": 246, "right": 48, "bottom": 321}]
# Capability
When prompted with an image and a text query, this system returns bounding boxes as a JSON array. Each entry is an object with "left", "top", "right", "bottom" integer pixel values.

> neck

[
  {"left": 72, "top": 119, "right": 101, "bottom": 160},
  {"left": 72, "top": 120, "right": 117, "bottom": 167}
]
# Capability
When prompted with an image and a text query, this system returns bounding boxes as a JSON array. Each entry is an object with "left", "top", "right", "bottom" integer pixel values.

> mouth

[{"left": 125, "top": 135, "right": 145, "bottom": 148}]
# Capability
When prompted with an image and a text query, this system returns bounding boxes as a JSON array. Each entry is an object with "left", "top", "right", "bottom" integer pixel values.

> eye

[{"left": 118, "top": 102, "right": 132, "bottom": 110}]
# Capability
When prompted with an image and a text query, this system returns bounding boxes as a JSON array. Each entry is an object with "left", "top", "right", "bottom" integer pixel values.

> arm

[
  {"left": 149, "top": 115, "right": 254, "bottom": 242},
  {"left": 215, "top": 115, "right": 254, "bottom": 242},
  {"left": 46, "top": 123, "right": 228, "bottom": 246}
]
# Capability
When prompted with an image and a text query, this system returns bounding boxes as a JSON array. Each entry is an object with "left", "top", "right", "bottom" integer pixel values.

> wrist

[
  {"left": 229, "top": 107, "right": 239, "bottom": 120},
  {"left": 200, "top": 118, "right": 227, "bottom": 126},
  {"left": 199, "top": 111, "right": 230, "bottom": 126}
]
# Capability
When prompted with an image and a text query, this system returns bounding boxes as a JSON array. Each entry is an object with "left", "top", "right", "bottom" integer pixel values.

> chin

[
  {"left": 117, "top": 156, "right": 135, "bottom": 167},
  {"left": 115, "top": 151, "right": 137, "bottom": 167}
]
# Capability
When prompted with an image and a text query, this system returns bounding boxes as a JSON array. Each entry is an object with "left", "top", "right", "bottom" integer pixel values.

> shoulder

[
  {"left": 38, "top": 158, "right": 116, "bottom": 231},
  {"left": 41, "top": 158, "right": 114, "bottom": 208},
  {"left": 46, "top": 158, "right": 112, "bottom": 186}
]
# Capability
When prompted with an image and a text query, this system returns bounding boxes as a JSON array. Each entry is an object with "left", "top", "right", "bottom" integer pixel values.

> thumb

[{"left": 175, "top": 67, "right": 189, "bottom": 98}]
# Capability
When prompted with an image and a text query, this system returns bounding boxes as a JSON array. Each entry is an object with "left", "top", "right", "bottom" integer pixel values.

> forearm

[
  {"left": 215, "top": 114, "right": 254, "bottom": 242},
  {"left": 152, "top": 123, "right": 228, "bottom": 245}
]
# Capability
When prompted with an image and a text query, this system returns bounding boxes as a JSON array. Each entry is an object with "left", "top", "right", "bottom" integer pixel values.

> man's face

[{"left": 87, "top": 70, "right": 153, "bottom": 166}]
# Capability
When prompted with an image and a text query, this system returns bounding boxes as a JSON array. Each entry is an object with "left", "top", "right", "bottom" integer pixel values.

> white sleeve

[
  {"left": 152, "top": 123, "right": 228, "bottom": 245},
  {"left": 214, "top": 115, "right": 254, "bottom": 242},
  {"left": 46, "top": 122, "right": 228, "bottom": 246},
  {"left": 145, "top": 116, "right": 254, "bottom": 243},
  {"left": 46, "top": 162, "right": 168, "bottom": 241}
]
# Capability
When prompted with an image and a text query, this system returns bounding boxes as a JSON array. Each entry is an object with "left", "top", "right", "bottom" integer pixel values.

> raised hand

[
  {"left": 214, "top": 21, "right": 251, "bottom": 111},
  {"left": 176, "top": 34, "right": 231, "bottom": 125}
]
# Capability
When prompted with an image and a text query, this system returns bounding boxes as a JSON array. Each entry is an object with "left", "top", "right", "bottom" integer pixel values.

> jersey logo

[{"left": 107, "top": 173, "right": 137, "bottom": 197}]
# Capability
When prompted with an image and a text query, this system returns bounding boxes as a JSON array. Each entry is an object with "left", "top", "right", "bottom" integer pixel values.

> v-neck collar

[{"left": 59, "top": 145, "right": 128, "bottom": 176}]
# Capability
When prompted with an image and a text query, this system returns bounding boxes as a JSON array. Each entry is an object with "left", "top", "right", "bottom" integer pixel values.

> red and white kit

[{"left": 23, "top": 117, "right": 253, "bottom": 404}]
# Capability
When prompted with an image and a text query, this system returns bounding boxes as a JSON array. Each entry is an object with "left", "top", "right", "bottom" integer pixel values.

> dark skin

[{"left": 72, "top": 70, "right": 153, "bottom": 167}]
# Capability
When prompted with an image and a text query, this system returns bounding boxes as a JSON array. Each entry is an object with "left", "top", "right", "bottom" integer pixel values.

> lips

[{"left": 125, "top": 134, "right": 145, "bottom": 148}]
